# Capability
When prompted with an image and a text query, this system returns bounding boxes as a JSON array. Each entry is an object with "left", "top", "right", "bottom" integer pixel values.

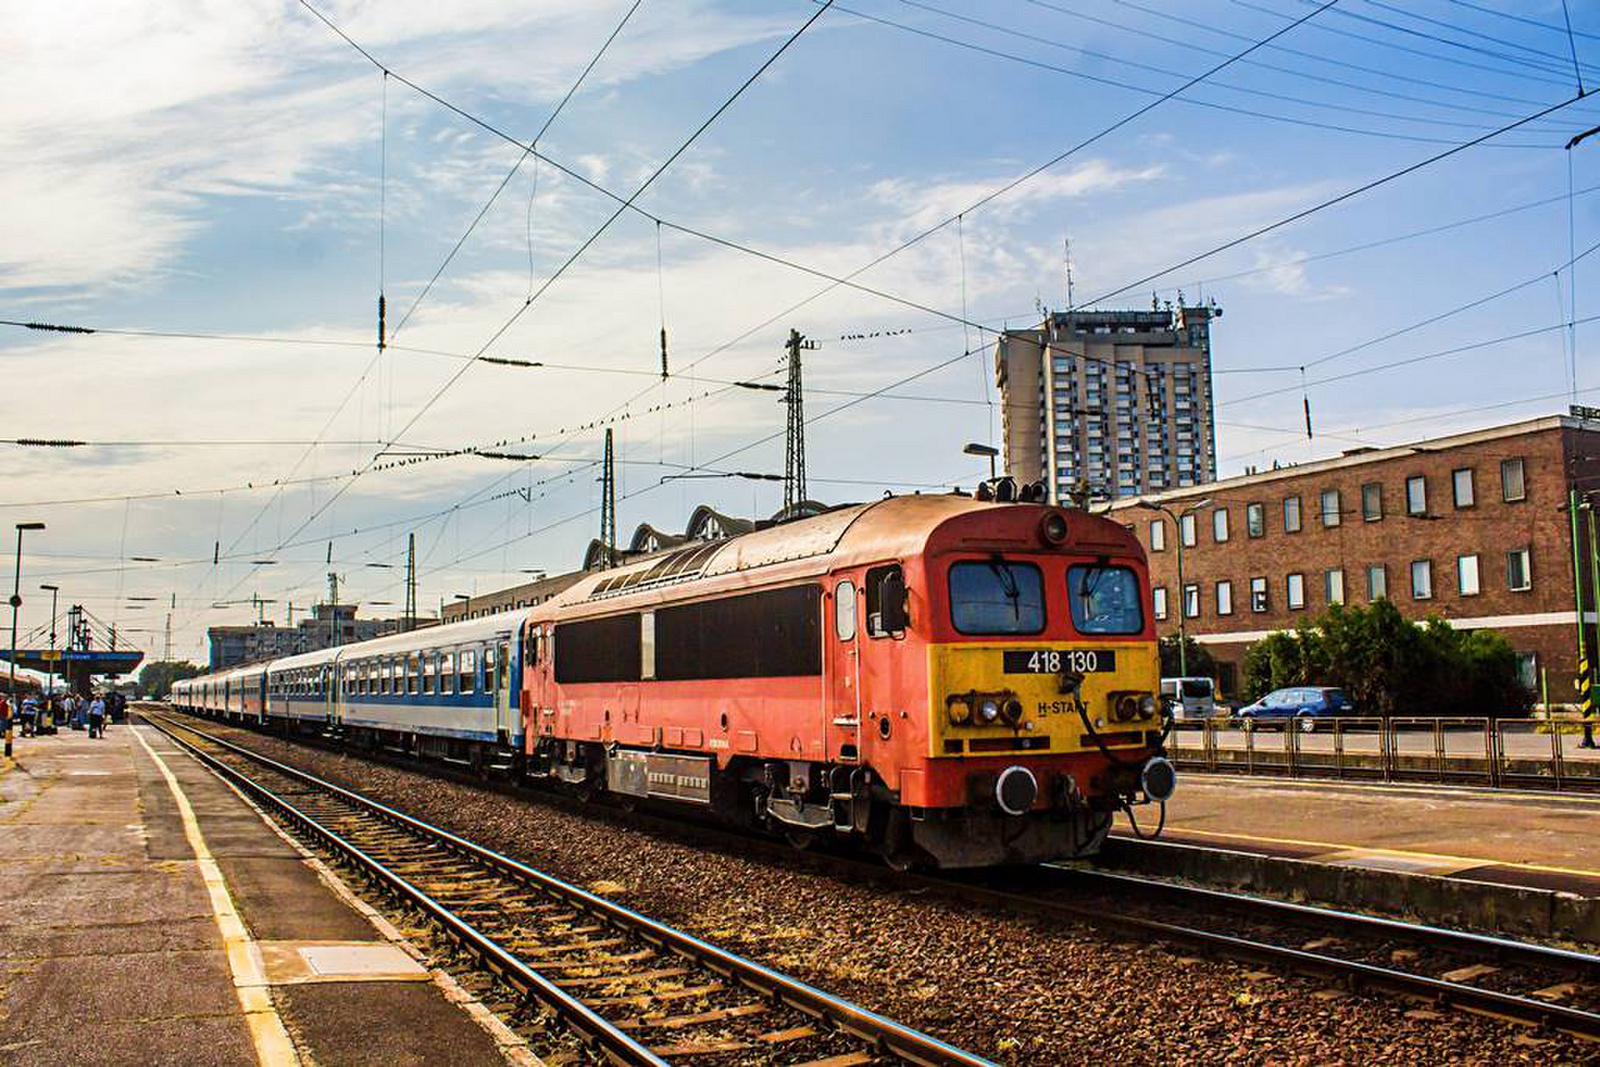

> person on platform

[
  {"left": 19, "top": 696, "right": 38, "bottom": 738},
  {"left": 109, "top": 691, "right": 126, "bottom": 728},
  {"left": 87, "top": 694, "right": 106, "bottom": 739}
]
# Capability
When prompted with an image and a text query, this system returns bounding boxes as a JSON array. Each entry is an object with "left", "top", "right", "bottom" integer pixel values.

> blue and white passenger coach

[{"left": 175, "top": 608, "right": 531, "bottom": 766}]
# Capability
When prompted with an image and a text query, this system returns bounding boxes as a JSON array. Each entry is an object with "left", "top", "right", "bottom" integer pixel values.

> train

[{"left": 171, "top": 490, "right": 1176, "bottom": 868}]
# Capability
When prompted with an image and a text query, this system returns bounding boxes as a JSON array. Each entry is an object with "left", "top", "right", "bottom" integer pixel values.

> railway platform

[
  {"left": 0, "top": 725, "right": 532, "bottom": 1066},
  {"left": 1111, "top": 774, "right": 1600, "bottom": 941}
]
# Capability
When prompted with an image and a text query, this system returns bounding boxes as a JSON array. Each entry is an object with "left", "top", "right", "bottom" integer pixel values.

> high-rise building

[{"left": 995, "top": 304, "right": 1220, "bottom": 504}]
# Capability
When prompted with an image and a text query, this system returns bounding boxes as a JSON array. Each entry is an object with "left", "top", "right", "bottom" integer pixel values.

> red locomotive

[{"left": 521, "top": 491, "right": 1173, "bottom": 868}]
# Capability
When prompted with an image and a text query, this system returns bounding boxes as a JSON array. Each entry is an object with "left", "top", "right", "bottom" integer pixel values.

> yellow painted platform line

[
  {"left": 1152, "top": 824, "right": 1600, "bottom": 882},
  {"left": 132, "top": 727, "right": 301, "bottom": 1067}
]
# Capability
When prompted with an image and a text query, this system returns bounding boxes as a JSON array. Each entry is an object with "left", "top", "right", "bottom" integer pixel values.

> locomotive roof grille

[{"left": 586, "top": 540, "right": 724, "bottom": 601}]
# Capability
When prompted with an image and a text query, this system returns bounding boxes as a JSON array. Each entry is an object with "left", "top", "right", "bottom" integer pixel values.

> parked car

[
  {"left": 1160, "top": 676, "right": 1216, "bottom": 720},
  {"left": 1237, "top": 687, "right": 1354, "bottom": 732}
]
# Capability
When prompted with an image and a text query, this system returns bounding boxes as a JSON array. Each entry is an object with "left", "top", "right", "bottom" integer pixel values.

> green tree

[
  {"left": 1158, "top": 635, "right": 1216, "bottom": 680},
  {"left": 137, "top": 660, "right": 203, "bottom": 700}
]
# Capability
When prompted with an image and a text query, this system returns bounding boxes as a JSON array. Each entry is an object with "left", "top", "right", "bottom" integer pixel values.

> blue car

[{"left": 1237, "top": 687, "right": 1354, "bottom": 732}]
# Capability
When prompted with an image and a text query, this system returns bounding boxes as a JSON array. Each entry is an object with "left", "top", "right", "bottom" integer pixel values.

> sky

[{"left": 3, "top": 0, "right": 1598, "bottom": 667}]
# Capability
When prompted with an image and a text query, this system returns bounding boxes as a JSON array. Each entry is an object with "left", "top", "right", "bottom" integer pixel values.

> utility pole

[
  {"left": 1587, "top": 496, "right": 1599, "bottom": 747},
  {"left": 784, "top": 328, "right": 817, "bottom": 513},
  {"left": 163, "top": 592, "right": 173, "bottom": 663},
  {"left": 1570, "top": 486, "right": 1590, "bottom": 740},
  {"left": 599, "top": 429, "right": 617, "bottom": 569},
  {"left": 404, "top": 532, "right": 417, "bottom": 633},
  {"left": 327, "top": 572, "right": 341, "bottom": 649}
]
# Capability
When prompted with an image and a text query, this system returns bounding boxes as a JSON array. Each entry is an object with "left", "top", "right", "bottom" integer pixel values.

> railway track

[
  {"left": 141, "top": 711, "right": 994, "bottom": 1067},
  {"left": 152, "top": 708, "right": 1600, "bottom": 1043}
]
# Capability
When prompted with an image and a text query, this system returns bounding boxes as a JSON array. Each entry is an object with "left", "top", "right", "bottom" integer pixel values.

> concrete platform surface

[
  {"left": 1121, "top": 774, "right": 1600, "bottom": 898},
  {"left": 0, "top": 725, "right": 529, "bottom": 1066}
]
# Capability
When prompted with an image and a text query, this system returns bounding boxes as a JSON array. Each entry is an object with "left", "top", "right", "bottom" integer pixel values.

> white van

[{"left": 1160, "top": 677, "right": 1216, "bottom": 720}]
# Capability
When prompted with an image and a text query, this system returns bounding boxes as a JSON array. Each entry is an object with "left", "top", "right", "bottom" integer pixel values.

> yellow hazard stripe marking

[{"left": 133, "top": 728, "right": 301, "bottom": 1067}]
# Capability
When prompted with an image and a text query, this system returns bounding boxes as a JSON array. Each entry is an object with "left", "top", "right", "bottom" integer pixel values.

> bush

[
  {"left": 1239, "top": 599, "right": 1532, "bottom": 717},
  {"left": 1158, "top": 635, "right": 1216, "bottom": 680}
]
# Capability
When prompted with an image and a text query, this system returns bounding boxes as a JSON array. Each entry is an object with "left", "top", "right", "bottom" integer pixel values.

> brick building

[
  {"left": 1105, "top": 414, "right": 1600, "bottom": 701},
  {"left": 207, "top": 603, "right": 400, "bottom": 671}
]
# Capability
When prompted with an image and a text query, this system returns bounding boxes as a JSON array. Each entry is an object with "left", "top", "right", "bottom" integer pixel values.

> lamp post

[
  {"left": 963, "top": 442, "right": 999, "bottom": 481},
  {"left": 40, "top": 584, "right": 58, "bottom": 702},
  {"left": 1135, "top": 499, "right": 1211, "bottom": 678},
  {"left": 7, "top": 522, "right": 45, "bottom": 758}
]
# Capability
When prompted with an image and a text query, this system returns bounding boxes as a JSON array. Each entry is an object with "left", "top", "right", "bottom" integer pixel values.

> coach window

[
  {"left": 484, "top": 646, "right": 498, "bottom": 693},
  {"left": 407, "top": 654, "right": 420, "bottom": 695},
  {"left": 422, "top": 654, "right": 437, "bottom": 695},
  {"left": 460, "top": 650, "right": 476, "bottom": 693},
  {"left": 441, "top": 651, "right": 456, "bottom": 694},
  {"left": 835, "top": 580, "right": 857, "bottom": 641}
]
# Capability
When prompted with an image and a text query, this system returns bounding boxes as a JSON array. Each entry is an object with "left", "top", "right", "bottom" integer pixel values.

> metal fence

[{"left": 1168, "top": 716, "right": 1600, "bottom": 792}]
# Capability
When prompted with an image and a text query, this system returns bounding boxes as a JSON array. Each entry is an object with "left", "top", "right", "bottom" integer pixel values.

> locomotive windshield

[
  {"left": 948, "top": 560, "right": 1045, "bottom": 635},
  {"left": 1066, "top": 564, "right": 1144, "bottom": 635}
]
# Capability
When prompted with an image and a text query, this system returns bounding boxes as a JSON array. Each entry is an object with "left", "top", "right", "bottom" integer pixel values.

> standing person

[
  {"left": 87, "top": 694, "right": 106, "bottom": 739},
  {"left": 20, "top": 696, "right": 37, "bottom": 738}
]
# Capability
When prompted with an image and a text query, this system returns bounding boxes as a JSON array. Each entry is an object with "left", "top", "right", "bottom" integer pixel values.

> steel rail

[
  {"left": 146, "top": 715, "right": 670, "bottom": 1066},
  {"left": 1043, "top": 861, "right": 1600, "bottom": 978},
  {"left": 143, "top": 712, "right": 995, "bottom": 1067},
  {"left": 151, "top": 707, "right": 1600, "bottom": 1039},
  {"left": 919, "top": 875, "right": 1600, "bottom": 1039}
]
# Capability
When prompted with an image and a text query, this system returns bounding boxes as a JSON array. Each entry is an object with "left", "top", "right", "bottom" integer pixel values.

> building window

[
  {"left": 1150, "top": 519, "right": 1166, "bottom": 552},
  {"left": 1283, "top": 495, "right": 1302, "bottom": 533},
  {"left": 1216, "top": 580, "right": 1233, "bottom": 616},
  {"left": 1325, "top": 568, "right": 1345, "bottom": 605},
  {"left": 1250, "top": 576, "right": 1269, "bottom": 612},
  {"left": 1406, "top": 474, "right": 1428, "bottom": 516},
  {"left": 1180, "top": 513, "right": 1197, "bottom": 547},
  {"left": 1515, "top": 651, "right": 1537, "bottom": 692},
  {"left": 1457, "top": 554, "right": 1480, "bottom": 596},
  {"left": 1152, "top": 586, "right": 1168, "bottom": 621},
  {"left": 1321, "top": 489, "right": 1341, "bottom": 527},
  {"left": 1286, "top": 572, "right": 1306, "bottom": 610},
  {"left": 1452, "top": 468, "right": 1475, "bottom": 508},
  {"left": 1366, "top": 564, "right": 1387, "bottom": 600},
  {"left": 1411, "top": 559, "right": 1433, "bottom": 600},
  {"left": 1507, "top": 548, "right": 1532, "bottom": 591},
  {"left": 1501, "top": 457, "right": 1526, "bottom": 502},
  {"left": 1182, "top": 584, "right": 1200, "bottom": 619},
  {"left": 1246, "top": 502, "right": 1265, "bottom": 538},
  {"left": 1361, "top": 482, "right": 1383, "bottom": 522},
  {"left": 1213, "top": 508, "right": 1229, "bottom": 543}
]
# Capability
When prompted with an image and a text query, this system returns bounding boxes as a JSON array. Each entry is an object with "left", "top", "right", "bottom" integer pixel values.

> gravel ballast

[{"left": 171, "top": 719, "right": 1595, "bottom": 1064}]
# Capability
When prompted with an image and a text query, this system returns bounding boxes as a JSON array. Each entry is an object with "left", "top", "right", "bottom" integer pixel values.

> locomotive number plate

[{"left": 1003, "top": 649, "right": 1116, "bottom": 674}]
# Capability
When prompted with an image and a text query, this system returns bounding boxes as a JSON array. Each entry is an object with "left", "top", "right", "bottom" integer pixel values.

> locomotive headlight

[
  {"left": 946, "top": 697, "right": 973, "bottom": 725},
  {"left": 1040, "top": 512, "right": 1069, "bottom": 545},
  {"left": 978, "top": 698, "right": 1001, "bottom": 724},
  {"left": 1139, "top": 695, "right": 1159, "bottom": 719},
  {"left": 1114, "top": 695, "right": 1140, "bottom": 723}
]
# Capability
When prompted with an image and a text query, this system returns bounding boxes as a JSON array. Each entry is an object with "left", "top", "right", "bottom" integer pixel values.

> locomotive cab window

[
  {"left": 1066, "top": 564, "right": 1144, "bottom": 635},
  {"left": 948, "top": 560, "right": 1045, "bottom": 635},
  {"left": 865, "top": 564, "right": 908, "bottom": 637}
]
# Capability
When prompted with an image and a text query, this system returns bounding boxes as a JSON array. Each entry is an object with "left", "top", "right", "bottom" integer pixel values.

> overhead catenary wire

[{"left": 1078, "top": 89, "right": 1589, "bottom": 308}]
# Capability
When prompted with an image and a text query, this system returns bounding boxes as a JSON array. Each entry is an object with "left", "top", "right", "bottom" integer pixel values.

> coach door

[
  {"left": 323, "top": 665, "right": 337, "bottom": 727},
  {"left": 827, "top": 578, "right": 862, "bottom": 763},
  {"left": 493, "top": 639, "right": 513, "bottom": 739}
]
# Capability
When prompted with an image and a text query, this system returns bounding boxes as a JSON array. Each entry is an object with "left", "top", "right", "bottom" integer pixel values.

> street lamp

[
  {"left": 1135, "top": 498, "right": 1211, "bottom": 678},
  {"left": 7, "top": 522, "right": 45, "bottom": 757},
  {"left": 963, "top": 442, "right": 1000, "bottom": 481},
  {"left": 40, "top": 584, "right": 58, "bottom": 701}
]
